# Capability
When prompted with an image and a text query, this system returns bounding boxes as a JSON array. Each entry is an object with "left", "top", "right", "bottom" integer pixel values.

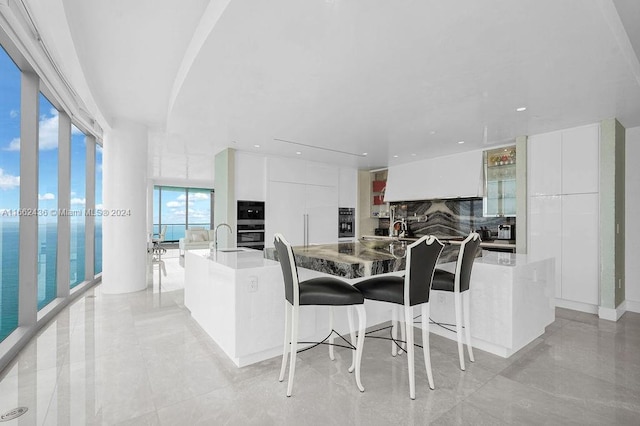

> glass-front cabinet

[
  {"left": 484, "top": 145, "right": 516, "bottom": 217},
  {"left": 370, "top": 169, "right": 390, "bottom": 218}
]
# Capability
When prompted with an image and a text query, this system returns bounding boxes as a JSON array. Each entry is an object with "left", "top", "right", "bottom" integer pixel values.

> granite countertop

[
  {"left": 264, "top": 240, "right": 463, "bottom": 279},
  {"left": 362, "top": 234, "right": 516, "bottom": 250}
]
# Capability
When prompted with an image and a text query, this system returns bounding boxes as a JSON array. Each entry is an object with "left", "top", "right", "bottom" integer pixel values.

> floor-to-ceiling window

[
  {"left": 187, "top": 188, "right": 212, "bottom": 230},
  {"left": 153, "top": 186, "right": 213, "bottom": 242},
  {"left": 94, "top": 144, "right": 102, "bottom": 275},
  {"left": 0, "top": 45, "right": 21, "bottom": 342},
  {"left": 159, "top": 186, "right": 187, "bottom": 241},
  {"left": 37, "top": 94, "right": 59, "bottom": 309},
  {"left": 69, "top": 126, "right": 86, "bottom": 288}
]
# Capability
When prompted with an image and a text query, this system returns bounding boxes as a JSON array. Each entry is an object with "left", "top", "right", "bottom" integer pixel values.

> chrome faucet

[
  {"left": 214, "top": 223, "right": 233, "bottom": 251},
  {"left": 392, "top": 219, "right": 407, "bottom": 238}
]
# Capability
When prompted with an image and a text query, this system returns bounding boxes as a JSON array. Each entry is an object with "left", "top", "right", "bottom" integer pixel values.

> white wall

[{"left": 626, "top": 126, "right": 640, "bottom": 312}]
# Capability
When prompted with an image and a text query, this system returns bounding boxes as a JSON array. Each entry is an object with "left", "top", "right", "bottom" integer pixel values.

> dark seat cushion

[
  {"left": 299, "top": 277, "right": 364, "bottom": 306},
  {"left": 431, "top": 269, "right": 455, "bottom": 292},
  {"left": 353, "top": 275, "right": 405, "bottom": 305}
]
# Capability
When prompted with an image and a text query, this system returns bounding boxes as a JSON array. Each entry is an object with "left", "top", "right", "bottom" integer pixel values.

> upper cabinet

[
  {"left": 528, "top": 123, "right": 600, "bottom": 196},
  {"left": 268, "top": 156, "right": 338, "bottom": 187},
  {"left": 370, "top": 169, "right": 389, "bottom": 217},
  {"left": 561, "top": 124, "right": 599, "bottom": 194},
  {"left": 384, "top": 150, "right": 483, "bottom": 202},
  {"left": 529, "top": 131, "right": 562, "bottom": 196},
  {"left": 338, "top": 167, "right": 358, "bottom": 208},
  {"left": 235, "top": 151, "right": 267, "bottom": 201},
  {"left": 483, "top": 146, "right": 516, "bottom": 217}
]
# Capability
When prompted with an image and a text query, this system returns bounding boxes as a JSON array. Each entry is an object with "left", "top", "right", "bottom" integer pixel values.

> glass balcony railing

[{"left": 153, "top": 223, "right": 210, "bottom": 242}]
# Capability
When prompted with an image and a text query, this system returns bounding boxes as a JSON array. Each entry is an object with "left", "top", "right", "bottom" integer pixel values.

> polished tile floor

[{"left": 1, "top": 250, "right": 639, "bottom": 425}]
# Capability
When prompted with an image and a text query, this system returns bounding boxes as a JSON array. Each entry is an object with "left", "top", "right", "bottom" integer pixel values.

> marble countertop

[
  {"left": 264, "top": 240, "right": 462, "bottom": 279},
  {"left": 362, "top": 234, "right": 516, "bottom": 250}
]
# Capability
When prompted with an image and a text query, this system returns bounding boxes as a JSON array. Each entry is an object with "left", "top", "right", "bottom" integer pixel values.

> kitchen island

[
  {"left": 266, "top": 241, "right": 555, "bottom": 357},
  {"left": 185, "top": 242, "right": 555, "bottom": 367},
  {"left": 184, "top": 248, "right": 369, "bottom": 367}
]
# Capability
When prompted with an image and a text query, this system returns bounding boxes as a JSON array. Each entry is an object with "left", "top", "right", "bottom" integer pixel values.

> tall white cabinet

[
  {"left": 265, "top": 157, "right": 342, "bottom": 247},
  {"left": 528, "top": 123, "right": 600, "bottom": 311}
]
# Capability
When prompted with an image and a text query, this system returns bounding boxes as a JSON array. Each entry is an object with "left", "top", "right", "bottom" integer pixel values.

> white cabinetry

[
  {"left": 561, "top": 125, "right": 599, "bottom": 194},
  {"left": 385, "top": 150, "right": 483, "bottom": 202},
  {"left": 527, "top": 123, "right": 600, "bottom": 312},
  {"left": 529, "top": 195, "right": 562, "bottom": 298},
  {"left": 529, "top": 131, "right": 562, "bottom": 196},
  {"left": 265, "top": 157, "right": 339, "bottom": 247},
  {"left": 338, "top": 167, "right": 358, "bottom": 208},
  {"left": 561, "top": 193, "right": 599, "bottom": 305},
  {"left": 267, "top": 182, "right": 306, "bottom": 246},
  {"left": 235, "top": 151, "right": 266, "bottom": 201}
]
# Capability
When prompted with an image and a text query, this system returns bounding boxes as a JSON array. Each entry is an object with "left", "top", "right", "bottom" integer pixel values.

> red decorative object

[
  {"left": 373, "top": 195, "right": 385, "bottom": 205},
  {"left": 372, "top": 181, "right": 386, "bottom": 193}
]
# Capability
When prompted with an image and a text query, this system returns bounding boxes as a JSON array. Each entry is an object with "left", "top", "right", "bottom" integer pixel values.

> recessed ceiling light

[
  {"left": 516, "top": 107, "right": 527, "bottom": 112},
  {"left": 429, "top": 130, "right": 436, "bottom": 135},
  {"left": 362, "top": 152, "right": 368, "bottom": 156},
  {"left": 411, "top": 153, "right": 417, "bottom": 157},
  {"left": 458, "top": 140, "right": 465, "bottom": 144},
  {"left": 393, "top": 155, "right": 399, "bottom": 158},
  {"left": 296, "top": 151, "right": 302, "bottom": 155},
  {"left": 254, "top": 144, "right": 260, "bottom": 148}
]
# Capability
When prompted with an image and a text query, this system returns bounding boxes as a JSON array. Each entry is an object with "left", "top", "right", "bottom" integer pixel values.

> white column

[
  {"left": 56, "top": 111, "right": 71, "bottom": 297},
  {"left": 18, "top": 71, "right": 39, "bottom": 325},
  {"left": 102, "top": 120, "right": 148, "bottom": 294},
  {"left": 84, "top": 135, "right": 96, "bottom": 280}
]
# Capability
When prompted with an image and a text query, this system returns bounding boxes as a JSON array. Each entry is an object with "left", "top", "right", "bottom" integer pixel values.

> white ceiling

[{"left": 31, "top": 0, "right": 640, "bottom": 181}]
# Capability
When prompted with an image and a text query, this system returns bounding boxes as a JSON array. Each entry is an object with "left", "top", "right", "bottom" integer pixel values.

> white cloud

[
  {"left": 6, "top": 137, "right": 20, "bottom": 151},
  {"left": 190, "top": 192, "right": 210, "bottom": 201},
  {"left": 0, "top": 168, "right": 20, "bottom": 190},
  {"left": 177, "top": 194, "right": 187, "bottom": 201},
  {"left": 9, "top": 110, "right": 18, "bottom": 119},
  {"left": 38, "top": 111, "right": 59, "bottom": 150},
  {"left": 71, "top": 197, "right": 86, "bottom": 206},
  {"left": 166, "top": 201, "right": 183, "bottom": 208},
  {"left": 38, "top": 193, "right": 55, "bottom": 200},
  {"left": 188, "top": 209, "right": 210, "bottom": 220},
  {"left": 4, "top": 109, "right": 59, "bottom": 151}
]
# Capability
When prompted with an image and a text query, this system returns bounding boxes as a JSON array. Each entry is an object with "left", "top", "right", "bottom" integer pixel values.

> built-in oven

[
  {"left": 238, "top": 201, "right": 265, "bottom": 250},
  {"left": 338, "top": 207, "right": 355, "bottom": 238},
  {"left": 238, "top": 200, "right": 264, "bottom": 220}
]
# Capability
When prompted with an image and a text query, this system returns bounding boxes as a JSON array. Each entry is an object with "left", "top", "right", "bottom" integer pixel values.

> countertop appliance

[
  {"left": 237, "top": 201, "right": 265, "bottom": 250},
  {"left": 497, "top": 224, "right": 513, "bottom": 240},
  {"left": 338, "top": 207, "right": 355, "bottom": 238}
]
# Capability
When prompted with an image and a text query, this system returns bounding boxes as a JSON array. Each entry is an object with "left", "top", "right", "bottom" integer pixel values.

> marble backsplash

[{"left": 381, "top": 198, "right": 516, "bottom": 239}]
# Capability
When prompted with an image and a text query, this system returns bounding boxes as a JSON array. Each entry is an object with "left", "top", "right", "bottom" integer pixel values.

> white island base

[
  {"left": 430, "top": 251, "right": 556, "bottom": 358},
  {"left": 185, "top": 248, "right": 555, "bottom": 367},
  {"left": 184, "top": 249, "right": 373, "bottom": 367}
]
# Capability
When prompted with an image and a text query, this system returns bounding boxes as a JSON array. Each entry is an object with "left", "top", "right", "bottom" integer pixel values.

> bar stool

[
  {"left": 354, "top": 235, "right": 444, "bottom": 399},
  {"left": 274, "top": 233, "right": 367, "bottom": 397},
  {"left": 431, "top": 232, "right": 481, "bottom": 371}
]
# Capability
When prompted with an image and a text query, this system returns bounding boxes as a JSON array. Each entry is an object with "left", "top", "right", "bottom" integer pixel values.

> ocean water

[{"left": 0, "top": 221, "right": 102, "bottom": 342}]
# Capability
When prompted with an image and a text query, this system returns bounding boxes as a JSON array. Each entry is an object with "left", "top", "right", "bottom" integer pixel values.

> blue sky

[
  {"left": 1, "top": 45, "right": 100, "bottom": 222},
  {"left": 153, "top": 187, "right": 211, "bottom": 226},
  {"left": 0, "top": 45, "right": 21, "bottom": 218}
]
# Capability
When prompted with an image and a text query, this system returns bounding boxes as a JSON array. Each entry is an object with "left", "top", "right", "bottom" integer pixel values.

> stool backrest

[
  {"left": 274, "top": 233, "right": 299, "bottom": 305},
  {"left": 405, "top": 236, "right": 445, "bottom": 306},
  {"left": 456, "top": 232, "right": 481, "bottom": 292}
]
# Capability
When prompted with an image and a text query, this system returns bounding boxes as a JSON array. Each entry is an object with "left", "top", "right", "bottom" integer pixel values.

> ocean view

[{"left": 0, "top": 221, "right": 102, "bottom": 342}]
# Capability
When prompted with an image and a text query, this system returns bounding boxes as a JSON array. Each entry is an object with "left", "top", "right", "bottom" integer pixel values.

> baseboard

[
  {"left": 598, "top": 301, "right": 626, "bottom": 321},
  {"left": 555, "top": 298, "right": 598, "bottom": 314},
  {"left": 624, "top": 299, "right": 640, "bottom": 314}
]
